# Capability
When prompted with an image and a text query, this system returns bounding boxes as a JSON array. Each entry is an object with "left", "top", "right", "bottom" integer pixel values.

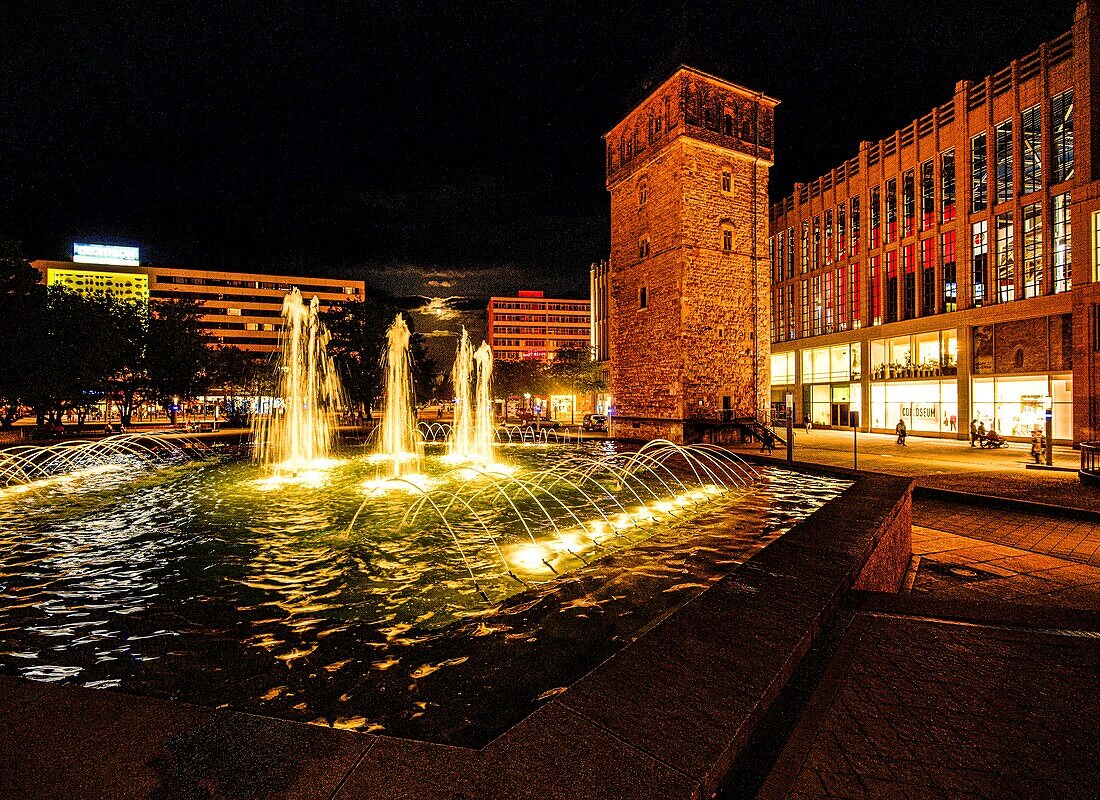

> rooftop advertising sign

[{"left": 72, "top": 243, "right": 140, "bottom": 266}]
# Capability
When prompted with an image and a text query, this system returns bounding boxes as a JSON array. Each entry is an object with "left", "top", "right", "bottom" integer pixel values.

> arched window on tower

[
  {"left": 639, "top": 179, "right": 648, "bottom": 207},
  {"left": 724, "top": 113, "right": 734, "bottom": 136},
  {"left": 721, "top": 222, "right": 734, "bottom": 252}
]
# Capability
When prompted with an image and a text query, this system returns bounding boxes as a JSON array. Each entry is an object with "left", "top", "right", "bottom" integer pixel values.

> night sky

[{"left": 0, "top": 0, "right": 1074, "bottom": 347}]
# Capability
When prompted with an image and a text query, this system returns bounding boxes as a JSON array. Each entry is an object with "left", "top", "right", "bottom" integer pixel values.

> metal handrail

[{"left": 1081, "top": 442, "right": 1100, "bottom": 476}]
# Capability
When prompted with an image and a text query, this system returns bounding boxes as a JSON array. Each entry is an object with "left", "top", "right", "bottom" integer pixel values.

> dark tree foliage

[
  {"left": 0, "top": 237, "right": 46, "bottom": 427},
  {"left": 324, "top": 295, "right": 438, "bottom": 412},
  {"left": 208, "top": 346, "right": 274, "bottom": 426},
  {"left": 144, "top": 298, "right": 214, "bottom": 424}
]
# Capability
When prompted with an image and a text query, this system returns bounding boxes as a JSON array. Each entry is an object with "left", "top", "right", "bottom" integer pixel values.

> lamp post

[{"left": 1044, "top": 394, "right": 1054, "bottom": 467}]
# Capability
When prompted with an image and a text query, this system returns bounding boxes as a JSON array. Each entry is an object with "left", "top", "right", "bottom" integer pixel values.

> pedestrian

[
  {"left": 761, "top": 430, "right": 774, "bottom": 454},
  {"left": 977, "top": 420, "right": 986, "bottom": 446},
  {"left": 896, "top": 418, "right": 907, "bottom": 446},
  {"left": 805, "top": 418, "right": 813, "bottom": 433},
  {"left": 1030, "top": 430, "right": 1042, "bottom": 464},
  {"left": 969, "top": 418, "right": 979, "bottom": 446}
]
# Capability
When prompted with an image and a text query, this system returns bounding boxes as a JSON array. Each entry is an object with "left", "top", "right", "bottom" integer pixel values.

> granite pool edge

[{"left": 0, "top": 469, "right": 913, "bottom": 800}]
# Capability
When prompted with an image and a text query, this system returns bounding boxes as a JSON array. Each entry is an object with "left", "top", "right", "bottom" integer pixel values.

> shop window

[
  {"left": 1052, "top": 193, "right": 1071, "bottom": 293},
  {"left": 1052, "top": 89, "right": 1074, "bottom": 184},
  {"left": 1022, "top": 104, "right": 1042, "bottom": 193},
  {"left": 995, "top": 120, "right": 1013, "bottom": 205},
  {"left": 995, "top": 212, "right": 1014, "bottom": 303},
  {"left": 1022, "top": 203, "right": 1042, "bottom": 299},
  {"left": 971, "top": 132, "right": 988, "bottom": 212}
]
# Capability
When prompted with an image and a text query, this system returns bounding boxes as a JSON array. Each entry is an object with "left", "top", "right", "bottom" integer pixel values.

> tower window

[
  {"left": 721, "top": 170, "right": 732, "bottom": 193},
  {"left": 723, "top": 227, "right": 733, "bottom": 251},
  {"left": 638, "top": 237, "right": 651, "bottom": 259},
  {"left": 723, "top": 114, "right": 733, "bottom": 136},
  {"left": 639, "top": 180, "right": 648, "bottom": 207},
  {"left": 639, "top": 286, "right": 648, "bottom": 309}
]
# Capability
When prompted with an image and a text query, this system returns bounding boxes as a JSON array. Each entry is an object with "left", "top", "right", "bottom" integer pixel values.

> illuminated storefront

[
  {"left": 972, "top": 374, "right": 1072, "bottom": 440},
  {"left": 870, "top": 380, "right": 959, "bottom": 433},
  {"left": 799, "top": 343, "right": 861, "bottom": 426}
]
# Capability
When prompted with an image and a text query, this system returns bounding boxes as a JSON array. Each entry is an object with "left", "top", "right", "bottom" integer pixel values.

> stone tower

[{"left": 604, "top": 66, "right": 777, "bottom": 443}]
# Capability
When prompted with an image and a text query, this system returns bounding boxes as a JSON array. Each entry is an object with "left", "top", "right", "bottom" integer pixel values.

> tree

[
  {"left": 144, "top": 298, "right": 213, "bottom": 424},
  {"left": 208, "top": 345, "right": 274, "bottom": 426},
  {"left": 492, "top": 357, "right": 550, "bottom": 405},
  {"left": 547, "top": 345, "right": 609, "bottom": 395},
  {"left": 0, "top": 236, "right": 46, "bottom": 428}
]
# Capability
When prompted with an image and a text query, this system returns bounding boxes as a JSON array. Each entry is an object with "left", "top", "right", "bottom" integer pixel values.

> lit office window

[
  {"left": 836, "top": 266, "right": 847, "bottom": 330},
  {"left": 885, "top": 249, "right": 898, "bottom": 323},
  {"left": 825, "top": 270, "right": 834, "bottom": 333},
  {"left": 800, "top": 279, "right": 809, "bottom": 336},
  {"left": 971, "top": 132, "right": 988, "bottom": 212},
  {"left": 1022, "top": 104, "right": 1042, "bottom": 193},
  {"left": 812, "top": 274, "right": 823, "bottom": 334},
  {"left": 1052, "top": 89, "right": 1074, "bottom": 184},
  {"left": 850, "top": 261, "right": 861, "bottom": 328},
  {"left": 1022, "top": 203, "right": 1042, "bottom": 299},
  {"left": 837, "top": 203, "right": 847, "bottom": 258},
  {"left": 941, "top": 148, "right": 956, "bottom": 222},
  {"left": 801, "top": 221, "right": 809, "bottom": 273},
  {"left": 1053, "top": 193, "right": 1071, "bottom": 293},
  {"left": 972, "top": 220, "right": 988, "bottom": 306},
  {"left": 902, "top": 244, "right": 916, "bottom": 320},
  {"left": 995, "top": 120, "right": 1013, "bottom": 205},
  {"left": 850, "top": 196, "right": 861, "bottom": 255},
  {"left": 942, "top": 230, "right": 957, "bottom": 312},
  {"left": 812, "top": 216, "right": 821, "bottom": 269},
  {"left": 995, "top": 212, "right": 1015, "bottom": 303},
  {"left": 824, "top": 209, "right": 834, "bottom": 265},
  {"left": 787, "top": 227, "right": 795, "bottom": 278},
  {"left": 885, "top": 178, "right": 898, "bottom": 243},
  {"left": 902, "top": 170, "right": 915, "bottom": 237},
  {"left": 869, "top": 186, "right": 881, "bottom": 249},
  {"left": 921, "top": 160, "right": 934, "bottom": 230},
  {"left": 921, "top": 237, "right": 936, "bottom": 315},
  {"left": 776, "top": 231, "right": 784, "bottom": 281},
  {"left": 870, "top": 255, "right": 881, "bottom": 326},
  {"left": 1094, "top": 211, "right": 1100, "bottom": 283}
]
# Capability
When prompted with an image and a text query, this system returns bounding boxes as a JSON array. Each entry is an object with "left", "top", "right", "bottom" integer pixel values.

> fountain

[
  {"left": 446, "top": 329, "right": 496, "bottom": 465},
  {"left": 375, "top": 313, "right": 423, "bottom": 478},
  {"left": 471, "top": 342, "right": 495, "bottom": 464},
  {"left": 448, "top": 328, "right": 475, "bottom": 461},
  {"left": 252, "top": 289, "right": 344, "bottom": 473}
]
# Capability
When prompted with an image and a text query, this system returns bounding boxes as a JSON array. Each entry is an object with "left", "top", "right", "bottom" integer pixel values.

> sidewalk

[{"left": 730, "top": 427, "right": 1100, "bottom": 512}]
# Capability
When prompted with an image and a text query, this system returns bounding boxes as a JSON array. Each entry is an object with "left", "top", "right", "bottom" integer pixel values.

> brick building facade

[
  {"left": 769, "top": 0, "right": 1100, "bottom": 444},
  {"left": 605, "top": 66, "right": 778, "bottom": 442},
  {"left": 486, "top": 290, "right": 590, "bottom": 363}
]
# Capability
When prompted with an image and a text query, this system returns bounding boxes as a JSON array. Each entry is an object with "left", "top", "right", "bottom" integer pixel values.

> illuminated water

[{"left": 0, "top": 442, "right": 849, "bottom": 741}]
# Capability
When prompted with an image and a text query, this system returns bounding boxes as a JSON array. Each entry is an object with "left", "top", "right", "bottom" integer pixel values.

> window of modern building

[
  {"left": 639, "top": 180, "right": 648, "bottom": 206},
  {"left": 800, "top": 279, "right": 809, "bottom": 336},
  {"left": 1052, "top": 89, "right": 1074, "bottom": 184},
  {"left": 851, "top": 196, "right": 861, "bottom": 256},
  {"left": 721, "top": 169, "right": 732, "bottom": 193},
  {"left": 1022, "top": 104, "right": 1042, "bottom": 193},
  {"left": 1022, "top": 203, "right": 1042, "bottom": 299},
  {"left": 639, "top": 286, "right": 648, "bottom": 309},
  {"left": 812, "top": 274, "right": 823, "bottom": 335},
  {"left": 921, "top": 237, "right": 936, "bottom": 316},
  {"left": 902, "top": 244, "right": 916, "bottom": 320},
  {"left": 825, "top": 270, "right": 834, "bottom": 333},
  {"left": 972, "top": 220, "right": 988, "bottom": 306},
  {"left": 870, "top": 186, "right": 881, "bottom": 249},
  {"left": 787, "top": 227, "right": 795, "bottom": 278},
  {"left": 776, "top": 232, "right": 784, "bottom": 282},
  {"left": 902, "top": 170, "right": 915, "bottom": 237},
  {"left": 885, "top": 249, "right": 898, "bottom": 323},
  {"left": 837, "top": 203, "right": 847, "bottom": 258},
  {"left": 722, "top": 226, "right": 733, "bottom": 251},
  {"left": 812, "top": 216, "right": 821, "bottom": 269},
  {"left": 942, "top": 230, "right": 957, "bottom": 312},
  {"left": 836, "top": 266, "right": 847, "bottom": 330},
  {"left": 994, "top": 120, "right": 1013, "bottom": 205},
  {"left": 973, "top": 374, "right": 1072, "bottom": 440},
  {"left": 870, "top": 255, "right": 881, "bottom": 326},
  {"left": 920, "top": 160, "right": 934, "bottom": 230},
  {"left": 1053, "top": 193, "right": 1072, "bottom": 293},
  {"left": 885, "top": 178, "right": 898, "bottom": 244},
  {"left": 971, "top": 132, "right": 988, "bottom": 212},
  {"left": 941, "top": 148, "right": 956, "bottom": 222},
  {"left": 787, "top": 284, "right": 796, "bottom": 340},
  {"left": 995, "top": 212, "right": 1015, "bottom": 303},
  {"left": 770, "top": 351, "right": 796, "bottom": 384},
  {"left": 870, "top": 329, "right": 958, "bottom": 381},
  {"left": 824, "top": 209, "right": 834, "bottom": 265},
  {"left": 801, "top": 222, "right": 809, "bottom": 273},
  {"left": 849, "top": 261, "right": 861, "bottom": 329}
]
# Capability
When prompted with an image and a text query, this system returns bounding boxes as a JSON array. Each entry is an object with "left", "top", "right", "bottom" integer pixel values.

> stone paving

[{"left": 758, "top": 612, "right": 1100, "bottom": 800}]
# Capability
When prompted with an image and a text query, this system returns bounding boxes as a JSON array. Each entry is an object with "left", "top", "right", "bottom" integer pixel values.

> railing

[{"left": 1080, "top": 442, "right": 1100, "bottom": 482}]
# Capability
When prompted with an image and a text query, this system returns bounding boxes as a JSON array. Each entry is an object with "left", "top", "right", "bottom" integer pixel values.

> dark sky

[{"left": 1, "top": 0, "right": 1075, "bottom": 310}]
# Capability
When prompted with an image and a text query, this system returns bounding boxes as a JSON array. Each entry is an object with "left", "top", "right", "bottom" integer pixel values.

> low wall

[{"left": 0, "top": 470, "right": 913, "bottom": 800}]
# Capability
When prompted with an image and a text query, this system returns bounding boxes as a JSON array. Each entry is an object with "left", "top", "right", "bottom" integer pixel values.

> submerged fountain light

[{"left": 252, "top": 289, "right": 344, "bottom": 477}]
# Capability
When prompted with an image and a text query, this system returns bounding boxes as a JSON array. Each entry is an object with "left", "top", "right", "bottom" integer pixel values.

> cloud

[
  {"left": 426, "top": 279, "right": 455, "bottom": 288},
  {"left": 419, "top": 329, "right": 458, "bottom": 338}
]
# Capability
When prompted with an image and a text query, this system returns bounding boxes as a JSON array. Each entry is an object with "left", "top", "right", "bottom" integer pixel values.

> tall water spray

[
  {"left": 377, "top": 313, "right": 423, "bottom": 477},
  {"left": 471, "top": 342, "right": 495, "bottom": 463},
  {"left": 448, "top": 328, "right": 475, "bottom": 460},
  {"left": 252, "top": 289, "right": 343, "bottom": 471}
]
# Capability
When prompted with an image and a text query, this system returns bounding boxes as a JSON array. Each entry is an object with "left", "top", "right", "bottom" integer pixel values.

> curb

[{"left": 912, "top": 485, "right": 1100, "bottom": 522}]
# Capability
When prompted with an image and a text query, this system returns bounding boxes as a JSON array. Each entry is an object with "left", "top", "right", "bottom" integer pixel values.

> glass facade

[
  {"left": 870, "top": 380, "right": 959, "bottom": 434},
  {"left": 972, "top": 374, "right": 1072, "bottom": 440}
]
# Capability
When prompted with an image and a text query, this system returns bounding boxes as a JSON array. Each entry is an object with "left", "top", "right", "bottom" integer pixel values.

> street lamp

[{"left": 1044, "top": 394, "right": 1054, "bottom": 466}]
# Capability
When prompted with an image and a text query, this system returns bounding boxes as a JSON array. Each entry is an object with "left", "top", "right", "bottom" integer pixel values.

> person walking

[
  {"left": 969, "top": 418, "right": 979, "bottom": 447},
  {"left": 896, "top": 418, "right": 907, "bottom": 446},
  {"left": 1030, "top": 430, "right": 1043, "bottom": 464},
  {"left": 761, "top": 429, "right": 775, "bottom": 454}
]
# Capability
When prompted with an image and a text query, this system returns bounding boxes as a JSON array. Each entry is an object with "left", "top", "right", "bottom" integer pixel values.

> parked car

[
  {"left": 582, "top": 413, "right": 608, "bottom": 432},
  {"left": 531, "top": 414, "right": 561, "bottom": 429}
]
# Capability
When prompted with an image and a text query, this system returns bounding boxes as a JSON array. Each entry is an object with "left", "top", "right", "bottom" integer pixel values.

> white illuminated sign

[{"left": 72, "top": 243, "right": 140, "bottom": 266}]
